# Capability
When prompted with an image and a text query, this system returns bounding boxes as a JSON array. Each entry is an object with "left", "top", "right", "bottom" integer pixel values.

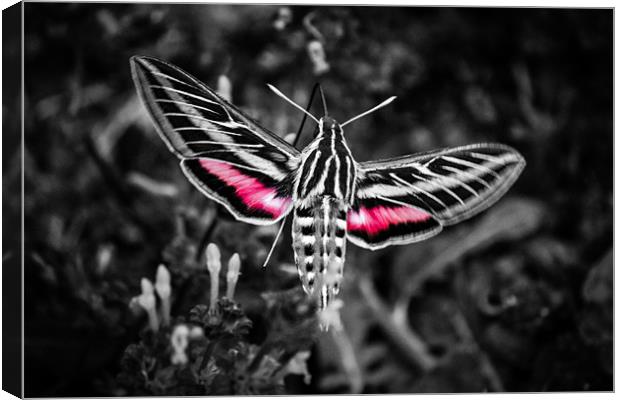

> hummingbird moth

[{"left": 131, "top": 56, "right": 525, "bottom": 311}]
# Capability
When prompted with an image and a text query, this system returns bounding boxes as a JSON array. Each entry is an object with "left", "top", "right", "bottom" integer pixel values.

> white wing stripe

[
  {"left": 163, "top": 112, "right": 226, "bottom": 121},
  {"left": 163, "top": 106, "right": 287, "bottom": 178},
  {"left": 149, "top": 85, "right": 219, "bottom": 106},
  {"left": 173, "top": 127, "right": 242, "bottom": 137},
  {"left": 410, "top": 172, "right": 465, "bottom": 205},
  {"left": 190, "top": 149, "right": 259, "bottom": 155},
  {"left": 442, "top": 156, "right": 501, "bottom": 179},
  {"left": 376, "top": 195, "right": 421, "bottom": 208},
  {"left": 156, "top": 99, "right": 221, "bottom": 115},
  {"left": 198, "top": 158, "right": 267, "bottom": 173},
  {"left": 154, "top": 74, "right": 298, "bottom": 158},
  {"left": 417, "top": 165, "right": 479, "bottom": 197},
  {"left": 153, "top": 77, "right": 260, "bottom": 155},
  {"left": 148, "top": 70, "right": 205, "bottom": 91},
  {"left": 469, "top": 152, "right": 520, "bottom": 165},
  {"left": 389, "top": 173, "right": 448, "bottom": 208},
  {"left": 442, "top": 165, "right": 492, "bottom": 189},
  {"left": 183, "top": 140, "right": 264, "bottom": 148},
  {"left": 240, "top": 153, "right": 287, "bottom": 179}
]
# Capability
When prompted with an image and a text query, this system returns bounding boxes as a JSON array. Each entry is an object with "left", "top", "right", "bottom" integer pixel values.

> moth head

[{"left": 320, "top": 116, "right": 340, "bottom": 130}]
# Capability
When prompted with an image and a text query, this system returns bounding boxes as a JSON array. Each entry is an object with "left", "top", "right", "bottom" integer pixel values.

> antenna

[
  {"left": 340, "top": 96, "right": 397, "bottom": 128},
  {"left": 293, "top": 82, "right": 320, "bottom": 147},
  {"left": 319, "top": 85, "right": 328, "bottom": 116},
  {"left": 262, "top": 83, "right": 320, "bottom": 269},
  {"left": 267, "top": 84, "right": 319, "bottom": 124}
]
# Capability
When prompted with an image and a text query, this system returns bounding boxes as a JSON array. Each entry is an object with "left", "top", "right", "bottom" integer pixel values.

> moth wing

[
  {"left": 348, "top": 143, "right": 525, "bottom": 250},
  {"left": 131, "top": 56, "right": 300, "bottom": 225}
]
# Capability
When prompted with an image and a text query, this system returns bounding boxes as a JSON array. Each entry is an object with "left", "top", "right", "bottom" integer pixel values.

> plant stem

[
  {"left": 331, "top": 329, "right": 364, "bottom": 393},
  {"left": 196, "top": 214, "right": 219, "bottom": 262},
  {"left": 358, "top": 276, "right": 437, "bottom": 372}
]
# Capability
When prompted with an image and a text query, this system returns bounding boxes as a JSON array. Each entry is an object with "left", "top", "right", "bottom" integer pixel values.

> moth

[{"left": 131, "top": 56, "right": 525, "bottom": 311}]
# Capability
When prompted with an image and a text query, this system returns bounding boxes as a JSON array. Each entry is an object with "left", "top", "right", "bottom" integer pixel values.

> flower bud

[
  {"left": 273, "top": 7, "right": 292, "bottom": 31},
  {"left": 138, "top": 278, "right": 155, "bottom": 310},
  {"left": 217, "top": 75, "right": 232, "bottom": 102},
  {"left": 128, "top": 296, "right": 142, "bottom": 315},
  {"left": 170, "top": 324, "right": 190, "bottom": 365},
  {"left": 155, "top": 264, "right": 171, "bottom": 299},
  {"left": 226, "top": 253, "right": 241, "bottom": 299},
  {"left": 155, "top": 264, "right": 171, "bottom": 326},
  {"left": 206, "top": 243, "right": 221, "bottom": 311},
  {"left": 138, "top": 278, "right": 159, "bottom": 332},
  {"left": 189, "top": 326, "right": 204, "bottom": 339},
  {"left": 307, "top": 40, "right": 330, "bottom": 75},
  {"left": 206, "top": 243, "right": 222, "bottom": 275}
]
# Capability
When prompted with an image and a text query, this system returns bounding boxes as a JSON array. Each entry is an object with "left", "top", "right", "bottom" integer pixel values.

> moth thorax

[{"left": 291, "top": 196, "right": 347, "bottom": 310}]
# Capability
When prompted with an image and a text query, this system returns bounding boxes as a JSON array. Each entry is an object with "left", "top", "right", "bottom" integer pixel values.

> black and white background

[{"left": 6, "top": 3, "right": 613, "bottom": 396}]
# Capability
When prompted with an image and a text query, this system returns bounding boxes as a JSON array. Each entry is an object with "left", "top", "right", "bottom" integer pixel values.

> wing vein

[
  {"left": 149, "top": 85, "right": 219, "bottom": 106},
  {"left": 389, "top": 173, "right": 449, "bottom": 208}
]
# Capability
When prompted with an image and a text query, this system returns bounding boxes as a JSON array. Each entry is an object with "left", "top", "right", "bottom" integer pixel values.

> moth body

[
  {"left": 292, "top": 197, "right": 347, "bottom": 309},
  {"left": 291, "top": 117, "right": 356, "bottom": 308},
  {"left": 131, "top": 56, "right": 526, "bottom": 318}
]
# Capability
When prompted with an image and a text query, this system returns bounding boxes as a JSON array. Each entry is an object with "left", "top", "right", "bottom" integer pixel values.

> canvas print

[{"left": 12, "top": 3, "right": 612, "bottom": 396}]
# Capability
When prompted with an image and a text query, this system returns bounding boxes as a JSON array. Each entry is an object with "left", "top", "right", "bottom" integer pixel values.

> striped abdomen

[
  {"left": 291, "top": 118, "right": 356, "bottom": 310},
  {"left": 292, "top": 197, "right": 347, "bottom": 310}
]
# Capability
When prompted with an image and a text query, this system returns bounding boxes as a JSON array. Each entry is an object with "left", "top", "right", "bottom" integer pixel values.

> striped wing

[
  {"left": 131, "top": 56, "right": 301, "bottom": 225},
  {"left": 348, "top": 144, "right": 525, "bottom": 250}
]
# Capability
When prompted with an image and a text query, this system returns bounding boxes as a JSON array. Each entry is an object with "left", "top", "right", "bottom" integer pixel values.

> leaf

[
  {"left": 579, "top": 248, "right": 612, "bottom": 373},
  {"left": 410, "top": 348, "right": 487, "bottom": 393},
  {"left": 582, "top": 249, "right": 612, "bottom": 304}
]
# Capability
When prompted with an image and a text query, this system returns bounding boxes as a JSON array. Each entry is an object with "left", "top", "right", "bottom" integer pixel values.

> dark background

[{"left": 17, "top": 4, "right": 612, "bottom": 396}]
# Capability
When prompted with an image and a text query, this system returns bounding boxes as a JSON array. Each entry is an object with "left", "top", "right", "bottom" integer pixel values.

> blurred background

[{"left": 14, "top": 4, "right": 612, "bottom": 396}]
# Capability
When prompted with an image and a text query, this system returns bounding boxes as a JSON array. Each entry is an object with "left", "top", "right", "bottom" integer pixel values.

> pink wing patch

[
  {"left": 199, "top": 159, "right": 291, "bottom": 218},
  {"left": 347, "top": 205, "right": 432, "bottom": 236}
]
